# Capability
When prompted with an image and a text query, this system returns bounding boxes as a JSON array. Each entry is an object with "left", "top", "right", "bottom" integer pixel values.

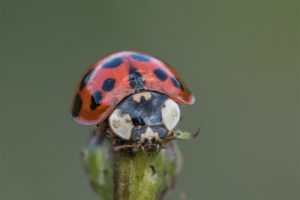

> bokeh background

[{"left": 1, "top": 1, "right": 299, "bottom": 200}]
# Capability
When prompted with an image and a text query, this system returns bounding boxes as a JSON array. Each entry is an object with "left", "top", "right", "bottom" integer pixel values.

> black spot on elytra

[
  {"left": 131, "top": 53, "right": 150, "bottom": 62},
  {"left": 102, "top": 57, "right": 122, "bottom": 68},
  {"left": 72, "top": 94, "right": 82, "bottom": 117},
  {"left": 90, "top": 91, "right": 102, "bottom": 110},
  {"left": 171, "top": 77, "right": 184, "bottom": 90},
  {"left": 153, "top": 68, "right": 168, "bottom": 81},
  {"left": 80, "top": 69, "right": 94, "bottom": 90},
  {"left": 102, "top": 78, "right": 115, "bottom": 92},
  {"left": 128, "top": 66, "right": 144, "bottom": 91}
]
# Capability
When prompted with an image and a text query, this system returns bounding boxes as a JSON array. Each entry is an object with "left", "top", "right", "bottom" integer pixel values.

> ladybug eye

[
  {"left": 108, "top": 109, "right": 134, "bottom": 140},
  {"left": 161, "top": 99, "right": 180, "bottom": 130}
]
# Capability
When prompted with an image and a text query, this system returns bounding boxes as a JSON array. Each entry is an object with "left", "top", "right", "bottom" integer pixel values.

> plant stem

[
  {"left": 82, "top": 131, "right": 182, "bottom": 200},
  {"left": 114, "top": 151, "right": 162, "bottom": 200}
]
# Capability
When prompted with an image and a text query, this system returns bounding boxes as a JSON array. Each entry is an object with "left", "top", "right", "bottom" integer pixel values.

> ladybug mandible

[{"left": 71, "top": 51, "right": 197, "bottom": 153}]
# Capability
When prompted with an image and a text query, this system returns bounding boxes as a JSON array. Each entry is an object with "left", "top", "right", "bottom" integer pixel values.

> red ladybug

[{"left": 71, "top": 51, "right": 196, "bottom": 152}]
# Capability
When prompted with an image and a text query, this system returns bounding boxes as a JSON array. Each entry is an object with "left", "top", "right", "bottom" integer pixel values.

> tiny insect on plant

[{"left": 71, "top": 51, "right": 198, "bottom": 200}]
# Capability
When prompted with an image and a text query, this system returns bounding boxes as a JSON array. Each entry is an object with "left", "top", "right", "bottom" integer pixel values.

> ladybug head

[
  {"left": 108, "top": 91, "right": 181, "bottom": 153},
  {"left": 131, "top": 126, "right": 167, "bottom": 153}
]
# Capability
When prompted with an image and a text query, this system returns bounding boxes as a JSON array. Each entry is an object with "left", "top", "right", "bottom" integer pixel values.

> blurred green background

[{"left": 1, "top": 1, "right": 299, "bottom": 200}]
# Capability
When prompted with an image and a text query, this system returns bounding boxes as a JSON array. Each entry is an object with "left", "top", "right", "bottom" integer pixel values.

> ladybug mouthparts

[
  {"left": 133, "top": 126, "right": 166, "bottom": 153},
  {"left": 143, "top": 144, "right": 160, "bottom": 153}
]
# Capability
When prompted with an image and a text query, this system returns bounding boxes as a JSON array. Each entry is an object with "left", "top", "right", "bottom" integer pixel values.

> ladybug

[{"left": 71, "top": 51, "right": 197, "bottom": 153}]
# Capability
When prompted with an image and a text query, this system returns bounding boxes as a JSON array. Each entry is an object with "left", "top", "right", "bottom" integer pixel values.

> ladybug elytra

[{"left": 71, "top": 51, "right": 197, "bottom": 153}]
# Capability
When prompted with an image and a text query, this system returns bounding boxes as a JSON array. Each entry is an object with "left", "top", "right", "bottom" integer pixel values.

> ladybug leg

[
  {"left": 106, "top": 129, "right": 115, "bottom": 139},
  {"left": 160, "top": 143, "right": 167, "bottom": 149},
  {"left": 132, "top": 144, "right": 141, "bottom": 152},
  {"left": 166, "top": 128, "right": 200, "bottom": 140},
  {"left": 113, "top": 144, "right": 140, "bottom": 152},
  {"left": 96, "top": 122, "right": 109, "bottom": 132},
  {"left": 156, "top": 139, "right": 167, "bottom": 149},
  {"left": 165, "top": 130, "right": 177, "bottom": 140}
]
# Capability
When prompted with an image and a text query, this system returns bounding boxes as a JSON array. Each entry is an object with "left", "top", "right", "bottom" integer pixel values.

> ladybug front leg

[
  {"left": 105, "top": 128, "right": 115, "bottom": 139},
  {"left": 113, "top": 143, "right": 141, "bottom": 152}
]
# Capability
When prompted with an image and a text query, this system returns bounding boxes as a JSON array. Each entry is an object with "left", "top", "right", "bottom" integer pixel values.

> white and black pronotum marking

[{"left": 107, "top": 91, "right": 188, "bottom": 153}]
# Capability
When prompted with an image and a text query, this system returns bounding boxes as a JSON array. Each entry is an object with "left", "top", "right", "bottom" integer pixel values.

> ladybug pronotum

[{"left": 71, "top": 51, "right": 197, "bottom": 153}]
